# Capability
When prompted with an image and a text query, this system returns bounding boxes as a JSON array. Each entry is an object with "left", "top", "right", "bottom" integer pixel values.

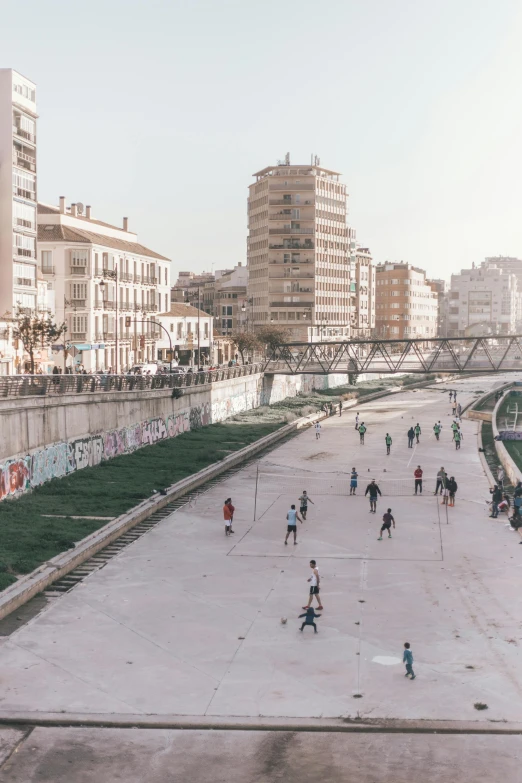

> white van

[{"left": 128, "top": 363, "right": 159, "bottom": 376}]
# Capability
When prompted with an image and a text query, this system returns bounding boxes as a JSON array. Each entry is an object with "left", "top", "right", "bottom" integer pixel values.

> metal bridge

[{"left": 263, "top": 335, "right": 522, "bottom": 375}]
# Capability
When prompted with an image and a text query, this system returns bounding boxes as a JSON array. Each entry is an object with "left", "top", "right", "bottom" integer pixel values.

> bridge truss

[{"left": 262, "top": 335, "right": 522, "bottom": 375}]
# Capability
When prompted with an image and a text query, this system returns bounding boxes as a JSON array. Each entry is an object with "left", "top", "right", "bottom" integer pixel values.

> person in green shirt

[
  {"left": 453, "top": 429, "right": 461, "bottom": 450},
  {"left": 358, "top": 423, "right": 367, "bottom": 444},
  {"left": 385, "top": 433, "right": 392, "bottom": 455},
  {"left": 414, "top": 423, "right": 421, "bottom": 444},
  {"left": 433, "top": 422, "right": 441, "bottom": 441}
]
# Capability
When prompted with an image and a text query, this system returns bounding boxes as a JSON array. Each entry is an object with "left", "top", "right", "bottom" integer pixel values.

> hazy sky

[{"left": 2, "top": 0, "right": 521, "bottom": 281}]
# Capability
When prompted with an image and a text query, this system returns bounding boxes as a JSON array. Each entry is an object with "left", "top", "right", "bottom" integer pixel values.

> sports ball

[{"left": 280, "top": 617, "right": 287, "bottom": 625}]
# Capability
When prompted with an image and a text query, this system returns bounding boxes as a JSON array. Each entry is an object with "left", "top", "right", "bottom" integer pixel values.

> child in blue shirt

[{"left": 403, "top": 642, "right": 415, "bottom": 679}]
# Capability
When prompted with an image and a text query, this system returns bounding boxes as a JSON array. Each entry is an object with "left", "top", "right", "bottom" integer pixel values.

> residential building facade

[
  {"left": 375, "top": 262, "right": 438, "bottom": 339},
  {"left": 352, "top": 247, "right": 375, "bottom": 337},
  {"left": 214, "top": 264, "right": 248, "bottom": 335},
  {"left": 447, "top": 262, "right": 517, "bottom": 337},
  {"left": 484, "top": 256, "right": 522, "bottom": 329},
  {"left": 247, "top": 158, "right": 353, "bottom": 341},
  {"left": 427, "top": 278, "right": 448, "bottom": 337},
  {"left": 156, "top": 303, "right": 213, "bottom": 366},
  {"left": 38, "top": 198, "right": 171, "bottom": 372},
  {"left": 0, "top": 69, "right": 38, "bottom": 373}
]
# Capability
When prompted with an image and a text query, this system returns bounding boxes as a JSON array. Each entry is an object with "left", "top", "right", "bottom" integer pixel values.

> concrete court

[
  {"left": 0, "top": 374, "right": 521, "bottom": 725},
  {"left": 1, "top": 727, "right": 522, "bottom": 783}
]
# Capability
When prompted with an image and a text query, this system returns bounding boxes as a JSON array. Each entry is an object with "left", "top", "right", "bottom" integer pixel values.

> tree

[
  {"left": 230, "top": 330, "right": 259, "bottom": 363},
  {"left": 12, "top": 309, "right": 66, "bottom": 374},
  {"left": 256, "top": 325, "right": 291, "bottom": 359}
]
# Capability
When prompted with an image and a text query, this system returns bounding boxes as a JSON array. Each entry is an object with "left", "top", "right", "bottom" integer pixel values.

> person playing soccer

[
  {"left": 378, "top": 508, "right": 395, "bottom": 539},
  {"left": 414, "top": 423, "right": 421, "bottom": 443},
  {"left": 298, "top": 606, "right": 321, "bottom": 634},
  {"left": 285, "top": 504, "right": 303, "bottom": 545},
  {"left": 359, "top": 422, "right": 367, "bottom": 444},
  {"left": 350, "top": 467, "right": 358, "bottom": 496},
  {"left": 303, "top": 559, "right": 323, "bottom": 610},
  {"left": 365, "top": 478, "right": 381, "bottom": 513},
  {"left": 453, "top": 428, "right": 461, "bottom": 450},
  {"left": 385, "top": 433, "right": 392, "bottom": 455},
  {"left": 433, "top": 422, "right": 441, "bottom": 441},
  {"left": 298, "top": 490, "right": 314, "bottom": 520}
]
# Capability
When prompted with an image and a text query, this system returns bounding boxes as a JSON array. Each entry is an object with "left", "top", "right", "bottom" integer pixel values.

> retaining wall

[{"left": 492, "top": 390, "right": 522, "bottom": 486}]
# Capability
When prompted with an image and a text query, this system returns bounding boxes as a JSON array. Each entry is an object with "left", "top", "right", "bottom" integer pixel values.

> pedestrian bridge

[{"left": 263, "top": 336, "right": 522, "bottom": 375}]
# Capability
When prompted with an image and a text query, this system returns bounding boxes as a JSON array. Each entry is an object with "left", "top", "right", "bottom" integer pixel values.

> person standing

[
  {"left": 497, "top": 465, "right": 505, "bottom": 489},
  {"left": 355, "top": 412, "right": 360, "bottom": 430},
  {"left": 378, "top": 508, "right": 395, "bottom": 540},
  {"left": 403, "top": 642, "right": 415, "bottom": 680},
  {"left": 339, "top": 401, "right": 342, "bottom": 417},
  {"left": 414, "top": 465, "right": 423, "bottom": 495},
  {"left": 298, "top": 490, "right": 314, "bottom": 521},
  {"left": 447, "top": 476, "right": 458, "bottom": 506},
  {"left": 414, "top": 423, "right": 421, "bottom": 444},
  {"left": 358, "top": 422, "right": 367, "bottom": 444},
  {"left": 365, "top": 479, "right": 382, "bottom": 513},
  {"left": 490, "top": 484, "right": 502, "bottom": 518},
  {"left": 223, "top": 498, "right": 235, "bottom": 536},
  {"left": 407, "top": 426, "right": 415, "bottom": 448},
  {"left": 315, "top": 421, "right": 321, "bottom": 440},
  {"left": 385, "top": 433, "right": 392, "bottom": 455},
  {"left": 434, "top": 467, "right": 446, "bottom": 495},
  {"left": 433, "top": 422, "right": 441, "bottom": 441},
  {"left": 453, "top": 428, "right": 461, "bottom": 450},
  {"left": 350, "top": 467, "right": 358, "bottom": 496},
  {"left": 303, "top": 560, "right": 323, "bottom": 610},
  {"left": 448, "top": 391, "right": 453, "bottom": 403},
  {"left": 298, "top": 606, "right": 321, "bottom": 634},
  {"left": 285, "top": 504, "right": 303, "bottom": 545}
]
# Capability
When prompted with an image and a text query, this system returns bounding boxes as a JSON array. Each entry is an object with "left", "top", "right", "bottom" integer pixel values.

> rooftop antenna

[
  {"left": 285, "top": 152, "right": 290, "bottom": 165},
  {"left": 76, "top": 202, "right": 84, "bottom": 215}
]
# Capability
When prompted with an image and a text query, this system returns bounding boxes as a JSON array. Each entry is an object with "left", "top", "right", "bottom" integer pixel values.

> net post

[{"left": 254, "top": 461, "right": 259, "bottom": 521}]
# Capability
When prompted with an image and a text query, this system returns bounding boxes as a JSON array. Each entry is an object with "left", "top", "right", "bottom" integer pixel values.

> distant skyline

[{"left": 1, "top": 0, "right": 521, "bottom": 281}]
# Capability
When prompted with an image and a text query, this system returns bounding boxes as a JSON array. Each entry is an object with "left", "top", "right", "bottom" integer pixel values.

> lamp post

[{"left": 99, "top": 267, "right": 118, "bottom": 374}]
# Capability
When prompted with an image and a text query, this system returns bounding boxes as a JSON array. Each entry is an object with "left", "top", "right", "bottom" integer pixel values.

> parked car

[{"left": 128, "top": 363, "right": 159, "bottom": 376}]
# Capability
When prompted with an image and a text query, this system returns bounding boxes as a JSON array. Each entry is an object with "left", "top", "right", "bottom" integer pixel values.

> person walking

[
  {"left": 414, "top": 465, "right": 423, "bottom": 495},
  {"left": 434, "top": 467, "right": 446, "bottom": 495},
  {"left": 378, "top": 508, "right": 395, "bottom": 540},
  {"left": 414, "top": 423, "right": 421, "bottom": 444},
  {"left": 298, "top": 490, "right": 314, "bottom": 521},
  {"left": 447, "top": 476, "right": 458, "bottom": 506},
  {"left": 385, "top": 433, "right": 392, "bottom": 455},
  {"left": 354, "top": 412, "right": 360, "bottom": 430},
  {"left": 403, "top": 642, "right": 415, "bottom": 680},
  {"left": 303, "top": 560, "right": 323, "bottom": 610},
  {"left": 448, "top": 391, "right": 453, "bottom": 403},
  {"left": 407, "top": 426, "right": 415, "bottom": 448},
  {"left": 489, "top": 485, "right": 502, "bottom": 518},
  {"left": 298, "top": 606, "right": 321, "bottom": 634},
  {"left": 433, "top": 422, "right": 441, "bottom": 441},
  {"left": 358, "top": 422, "right": 367, "bottom": 444},
  {"left": 365, "top": 479, "right": 382, "bottom": 513},
  {"left": 223, "top": 498, "right": 235, "bottom": 536},
  {"left": 338, "top": 401, "right": 342, "bottom": 417},
  {"left": 285, "top": 504, "right": 303, "bottom": 545},
  {"left": 453, "top": 428, "right": 461, "bottom": 450},
  {"left": 457, "top": 402, "right": 462, "bottom": 417},
  {"left": 350, "top": 467, "right": 358, "bottom": 496},
  {"left": 315, "top": 421, "right": 321, "bottom": 440}
]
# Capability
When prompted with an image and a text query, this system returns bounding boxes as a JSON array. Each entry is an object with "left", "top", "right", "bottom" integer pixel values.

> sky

[{"left": 1, "top": 0, "right": 521, "bottom": 282}]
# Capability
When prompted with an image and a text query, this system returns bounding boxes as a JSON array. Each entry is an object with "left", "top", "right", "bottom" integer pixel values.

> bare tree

[
  {"left": 256, "top": 325, "right": 291, "bottom": 359},
  {"left": 12, "top": 309, "right": 66, "bottom": 374},
  {"left": 231, "top": 330, "right": 259, "bottom": 363}
]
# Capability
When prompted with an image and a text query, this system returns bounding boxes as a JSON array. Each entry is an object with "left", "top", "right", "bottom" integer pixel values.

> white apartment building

[
  {"left": 156, "top": 303, "right": 213, "bottom": 365},
  {"left": 37, "top": 199, "right": 171, "bottom": 372},
  {"left": 448, "top": 262, "right": 517, "bottom": 337},
  {"left": 353, "top": 247, "right": 375, "bottom": 337},
  {"left": 0, "top": 69, "right": 38, "bottom": 374},
  {"left": 247, "top": 158, "right": 354, "bottom": 341}
]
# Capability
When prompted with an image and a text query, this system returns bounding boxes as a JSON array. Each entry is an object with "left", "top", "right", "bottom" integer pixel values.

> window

[
  {"left": 14, "top": 292, "right": 36, "bottom": 311},
  {"left": 41, "top": 250, "right": 53, "bottom": 271},
  {"left": 71, "top": 283, "right": 87, "bottom": 300},
  {"left": 12, "top": 168, "right": 35, "bottom": 194},
  {"left": 72, "top": 315, "right": 88, "bottom": 334},
  {"left": 170, "top": 323, "right": 173, "bottom": 332},
  {"left": 13, "top": 201, "right": 36, "bottom": 229},
  {"left": 164, "top": 268, "right": 168, "bottom": 285},
  {"left": 222, "top": 305, "right": 232, "bottom": 316},
  {"left": 102, "top": 252, "right": 115, "bottom": 271},
  {"left": 204, "top": 322, "right": 209, "bottom": 338},
  {"left": 71, "top": 249, "right": 89, "bottom": 266},
  {"left": 221, "top": 318, "right": 232, "bottom": 330},
  {"left": 177, "top": 323, "right": 182, "bottom": 339},
  {"left": 13, "top": 82, "right": 35, "bottom": 102},
  {"left": 165, "top": 293, "right": 168, "bottom": 312}
]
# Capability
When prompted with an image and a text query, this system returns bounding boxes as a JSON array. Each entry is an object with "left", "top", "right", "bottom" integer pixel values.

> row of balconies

[
  {"left": 13, "top": 124, "right": 36, "bottom": 144},
  {"left": 268, "top": 227, "right": 314, "bottom": 235},
  {"left": 269, "top": 243, "right": 314, "bottom": 250},
  {"left": 13, "top": 147, "right": 36, "bottom": 172},
  {"left": 13, "top": 186, "right": 35, "bottom": 200},
  {"left": 68, "top": 331, "right": 161, "bottom": 342},
  {"left": 269, "top": 198, "right": 314, "bottom": 206}
]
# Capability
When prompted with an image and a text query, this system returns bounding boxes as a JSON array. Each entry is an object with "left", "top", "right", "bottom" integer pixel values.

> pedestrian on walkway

[
  {"left": 365, "top": 478, "right": 382, "bottom": 513},
  {"left": 407, "top": 426, "right": 415, "bottom": 448},
  {"left": 434, "top": 467, "right": 446, "bottom": 495},
  {"left": 355, "top": 412, "right": 360, "bottom": 430},
  {"left": 315, "top": 421, "right": 321, "bottom": 440},
  {"left": 433, "top": 422, "right": 441, "bottom": 440},
  {"left": 448, "top": 391, "right": 453, "bottom": 403},
  {"left": 414, "top": 423, "right": 421, "bottom": 443},
  {"left": 223, "top": 498, "right": 235, "bottom": 536},
  {"left": 457, "top": 403, "right": 462, "bottom": 417},
  {"left": 285, "top": 504, "right": 303, "bottom": 545},
  {"left": 350, "top": 467, "right": 358, "bottom": 495},
  {"left": 359, "top": 422, "right": 367, "bottom": 444},
  {"left": 339, "top": 401, "right": 342, "bottom": 417},
  {"left": 447, "top": 476, "right": 458, "bottom": 506},
  {"left": 497, "top": 465, "right": 505, "bottom": 489},
  {"left": 385, "top": 433, "right": 392, "bottom": 455},
  {"left": 298, "top": 606, "right": 321, "bottom": 634},
  {"left": 378, "top": 508, "right": 395, "bottom": 539},
  {"left": 414, "top": 465, "right": 423, "bottom": 495},
  {"left": 298, "top": 490, "right": 314, "bottom": 520},
  {"left": 453, "top": 429, "right": 461, "bottom": 450},
  {"left": 303, "top": 560, "right": 323, "bottom": 610},
  {"left": 403, "top": 642, "right": 415, "bottom": 680},
  {"left": 489, "top": 485, "right": 502, "bottom": 518}
]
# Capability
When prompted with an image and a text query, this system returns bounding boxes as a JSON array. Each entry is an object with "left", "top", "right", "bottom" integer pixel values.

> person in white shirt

[
  {"left": 498, "top": 466, "right": 505, "bottom": 488},
  {"left": 355, "top": 412, "right": 360, "bottom": 430},
  {"left": 314, "top": 421, "right": 321, "bottom": 439},
  {"left": 303, "top": 559, "right": 323, "bottom": 610}
]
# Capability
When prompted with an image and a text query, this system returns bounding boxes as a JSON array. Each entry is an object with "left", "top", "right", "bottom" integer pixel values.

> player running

[
  {"left": 433, "top": 422, "right": 441, "bottom": 440},
  {"left": 378, "top": 508, "right": 395, "bottom": 539},
  {"left": 359, "top": 422, "right": 367, "bottom": 444},
  {"left": 365, "top": 478, "right": 382, "bottom": 513},
  {"left": 350, "top": 467, "right": 358, "bottom": 496},
  {"left": 303, "top": 560, "right": 323, "bottom": 610},
  {"left": 285, "top": 504, "right": 303, "bottom": 545},
  {"left": 453, "top": 428, "right": 461, "bottom": 450},
  {"left": 385, "top": 433, "right": 392, "bottom": 455},
  {"left": 414, "top": 423, "right": 421, "bottom": 444},
  {"left": 298, "top": 490, "right": 314, "bottom": 520},
  {"left": 414, "top": 465, "right": 423, "bottom": 495}
]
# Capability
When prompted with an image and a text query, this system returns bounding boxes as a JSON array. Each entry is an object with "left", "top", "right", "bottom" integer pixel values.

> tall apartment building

[
  {"left": 37, "top": 198, "right": 171, "bottom": 372},
  {"left": 214, "top": 264, "right": 248, "bottom": 335},
  {"left": 427, "top": 278, "right": 448, "bottom": 337},
  {"left": 484, "top": 256, "right": 522, "bottom": 329},
  {"left": 447, "top": 262, "right": 517, "bottom": 337},
  {"left": 352, "top": 247, "right": 375, "bottom": 337},
  {"left": 0, "top": 69, "right": 38, "bottom": 373},
  {"left": 375, "top": 263, "right": 438, "bottom": 339},
  {"left": 247, "top": 159, "right": 353, "bottom": 341}
]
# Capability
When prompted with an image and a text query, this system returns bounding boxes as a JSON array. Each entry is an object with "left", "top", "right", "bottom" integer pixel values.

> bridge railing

[{"left": 0, "top": 363, "right": 264, "bottom": 399}]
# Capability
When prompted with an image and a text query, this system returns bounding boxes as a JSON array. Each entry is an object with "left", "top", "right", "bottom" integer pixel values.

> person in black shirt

[
  {"left": 447, "top": 477, "right": 458, "bottom": 507},
  {"left": 407, "top": 427, "right": 415, "bottom": 448},
  {"left": 378, "top": 508, "right": 395, "bottom": 540},
  {"left": 365, "top": 479, "right": 382, "bottom": 513},
  {"left": 298, "top": 606, "right": 321, "bottom": 634}
]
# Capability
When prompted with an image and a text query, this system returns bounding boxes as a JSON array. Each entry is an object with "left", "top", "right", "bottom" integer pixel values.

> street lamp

[{"left": 100, "top": 268, "right": 119, "bottom": 374}]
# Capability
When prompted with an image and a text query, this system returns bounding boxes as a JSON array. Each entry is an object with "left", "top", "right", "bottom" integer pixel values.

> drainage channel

[{"left": 0, "top": 430, "right": 299, "bottom": 636}]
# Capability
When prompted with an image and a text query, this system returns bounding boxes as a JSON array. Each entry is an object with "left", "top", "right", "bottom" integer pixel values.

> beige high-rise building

[
  {"left": 353, "top": 246, "right": 375, "bottom": 337},
  {"left": 375, "top": 262, "right": 438, "bottom": 339},
  {"left": 247, "top": 158, "right": 353, "bottom": 341}
]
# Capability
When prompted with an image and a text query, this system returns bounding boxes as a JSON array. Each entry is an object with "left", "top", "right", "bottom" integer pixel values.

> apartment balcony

[
  {"left": 269, "top": 243, "right": 314, "bottom": 250},
  {"left": 120, "top": 273, "right": 133, "bottom": 283},
  {"left": 14, "top": 277, "right": 36, "bottom": 288},
  {"left": 142, "top": 276, "right": 158, "bottom": 286},
  {"left": 70, "top": 298, "right": 87, "bottom": 308},
  {"left": 142, "top": 303, "right": 158, "bottom": 313},
  {"left": 268, "top": 227, "right": 314, "bottom": 236},
  {"left": 269, "top": 198, "right": 314, "bottom": 206},
  {"left": 70, "top": 332, "right": 87, "bottom": 341},
  {"left": 269, "top": 272, "right": 315, "bottom": 280},
  {"left": 41, "top": 266, "right": 55, "bottom": 275},
  {"left": 269, "top": 182, "right": 314, "bottom": 191},
  {"left": 13, "top": 186, "right": 35, "bottom": 200},
  {"left": 93, "top": 267, "right": 115, "bottom": 278},
  {"left": 16, "top": 217, "right": 35, "bottom": 230},
  {"left": 13, "top": 125, "right": 36, "bottom": 143},
  {"left": 70, "top": 266, "right": 88, "bottom": 276},
  {"left": 13, "top": 148, "right": 36, "bottom": 172},
  {"left": 269, "top": 212, "right": 314, "bottom": 220},
  {"left": 134, "top": 274, "right": 141, "bottom": 283},
  {"left": 270, "top": 300, "right": 314, "bottom": 308},
  {"left": 269, "top": 258, "right": 314, "bottom": 265},
  {"left": 14, "top": 248, "right": 35, "bottom": 259}
]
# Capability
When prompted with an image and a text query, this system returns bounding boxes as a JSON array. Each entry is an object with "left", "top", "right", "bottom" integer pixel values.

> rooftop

[
  {"left": 252, "top": 163, "right": 341, "bottom": 179},
  {"left": 37, "top": 223, "right": 170, "bottom": 261},
  {"left": 38, "top": 203, "right": 128, "bottom": 234},
  {"left": 158, "top": 303, "right": 211, "bottom": 318}
]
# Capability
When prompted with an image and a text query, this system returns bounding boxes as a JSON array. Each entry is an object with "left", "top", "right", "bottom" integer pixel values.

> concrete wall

[
  {"left": 492, "top": 390, "right": 522, "bottom": 486},
  {"left": 0, "top": 371, "right": 350, "bottom": 502}
]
